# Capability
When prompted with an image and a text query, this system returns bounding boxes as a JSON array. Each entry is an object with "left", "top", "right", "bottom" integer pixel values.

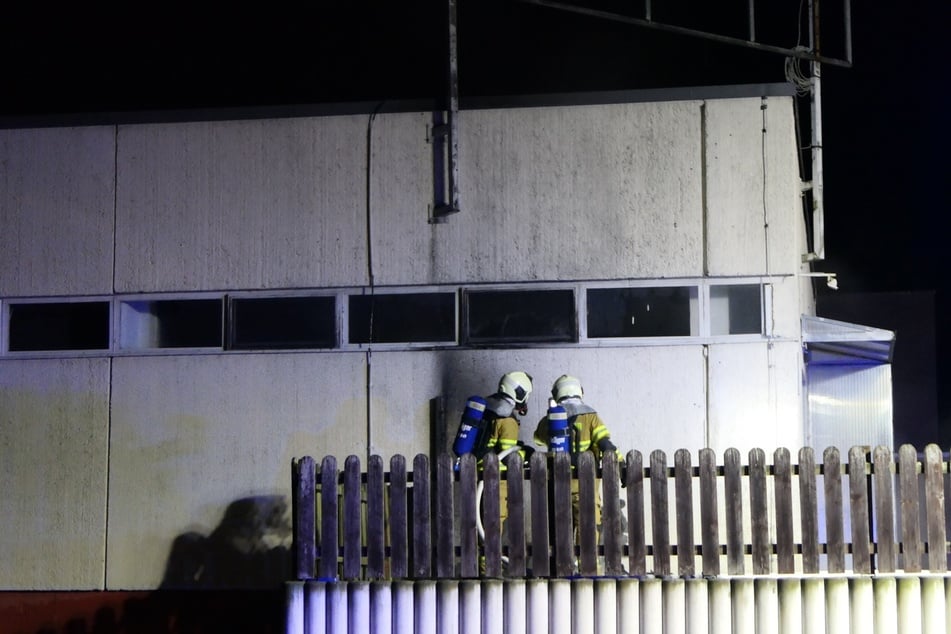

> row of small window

[{"left": 1, "top": 284, "right": 764, "bottom": 353}]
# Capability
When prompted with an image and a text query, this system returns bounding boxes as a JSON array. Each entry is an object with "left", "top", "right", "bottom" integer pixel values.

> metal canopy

[{"left": 802, "top": 315, "right": 895, "bottom": 365}]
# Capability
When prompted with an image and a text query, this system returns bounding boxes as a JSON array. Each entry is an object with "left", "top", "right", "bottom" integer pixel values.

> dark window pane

[
  {"left": 121, "top": 299, "right": 222, "bottom": 348},
  {"left": 711, "top": 285, "right": 762, "bottom": 335},
  {"left": 349, "top": 293, "right": 456, "bottom": 343},
  {"left": 587, "top": 287, "right": 691, "bottom": 337},
  {"left": 229, "top": 296, "right": 336, "bottom": 350},
  {"left": 466, "top": 289, "right": 576, "bottom": 343},
  {"left": 9, "top": 302, "right": 109, "bottom": 351}
]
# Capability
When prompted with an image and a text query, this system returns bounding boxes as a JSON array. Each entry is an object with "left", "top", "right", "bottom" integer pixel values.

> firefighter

[
  {"left": 453, "top": 370, "right": 534, "bottom": 462},
  {"left": 452, "top": 370, "right": 533, "bottom": 575},
  {"left": 533, "top": 374, "right": 618, "bottom": 535},
  {"left": 481, "top": 370, "right": 534, "bottom": 461}
]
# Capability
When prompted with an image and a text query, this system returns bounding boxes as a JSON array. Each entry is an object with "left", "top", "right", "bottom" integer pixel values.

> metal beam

[{"left": 519, "top": 0, "right": 852, "bottom": 68}]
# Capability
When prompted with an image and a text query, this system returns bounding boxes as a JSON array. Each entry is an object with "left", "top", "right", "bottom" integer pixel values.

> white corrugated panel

[{"left": 807, "top": 364, "right": 894, "bottom": 453}]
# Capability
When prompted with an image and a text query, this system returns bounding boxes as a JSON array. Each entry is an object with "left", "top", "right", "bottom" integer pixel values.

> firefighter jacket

[
  {"left": 479, "top": 394, "right": 525, "bottom": 470},
  {"left": 533, "top": 397, "right": 615, "bottom": 461}
]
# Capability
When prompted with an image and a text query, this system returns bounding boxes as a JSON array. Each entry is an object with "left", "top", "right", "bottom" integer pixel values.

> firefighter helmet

[
  {"left": 498, "top": 371, "right": 533, "bottom": 404},
  {"left": 551, "top": 374, "right": 583, "bottom": 401}
]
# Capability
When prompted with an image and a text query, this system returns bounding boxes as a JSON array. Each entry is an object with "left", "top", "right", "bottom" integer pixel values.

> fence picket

[
  {"left": 435, "top": 453, "right": 455, "bottom": 578},
  {"left": 823, "top": 447, "right": 845, "bottom": 573},
  {"left": 675, "top": 449, "right": 695, "bottom": 578},
  {"left": 319, "top": 455, "right": 339, "bottom": 580},
  {"left": 482, "top": 453, "right": 502, "bottom": 578},
  {"left": 505, "top": 453, "right": 526, "bottom": 577},
  {"left": 749, "top": 448, "right": 769, "bottom": 575},
  {"left": 625, "top": 450, "right": 646, "bottom": 577},
  {"left": 774, "top": 448, "right": 794, "bottom": 574},
  {"left": 848, "top": 446, "right": 872, "bottom": 574},
  {"left": 650, "top": 450, "right": 671, "bottom": 577},
  {"left": 294, "top": 456, "right": 316, "bottom": 580},
  {"left": 366, "top": 455, "right": 385, "bottom": 579},
  {"left": 923, "top": 444, "right": 947, "bottom": 571},
  {"left": 459, "top": 454, "right": 478, "bottom": 578},
  {"left": 698, "top": 448, "right": 719, "bottom": 578},
  {"left": 798, "top": 448, "right": 819, "bottom": 574},
  {"left": 389, "top": 455, "right": 408, "bottom": 578},
  {"left": 553, "top": 452, "right": 574, "bottom": 576},
  {"left": 872, "top": 446, "right": 896, "bottom": 572},
  {"left": 578, "top": 452, "right": 598, "bottom": 576},
  {"left": 602, "top": 452, "right": 623, "bottom": 576},
  {"left": 343, "top": 455, "right": 362, "bottom": 580},
  {"left": 724, "top": 448, "right": 744, "bottom": 575},
  {"left": 530, "top": 452, "right": 551, "bottom": 577},
  {"left": 898, "top": 444, "right": 922, "bottom": 572},
  {"left": 412, "top": 454, "right": 432, "bottom": 578}
]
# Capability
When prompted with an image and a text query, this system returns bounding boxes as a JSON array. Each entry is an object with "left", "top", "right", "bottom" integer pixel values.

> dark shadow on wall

[
  {"left": 161, "top": 495, "right": 292, "bottom": 589},
  {"left": 2, "top": 496, "right": 291, "bottom": 634}
]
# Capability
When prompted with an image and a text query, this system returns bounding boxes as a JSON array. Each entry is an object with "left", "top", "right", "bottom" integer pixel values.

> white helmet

[
  {"left": 498, "top": 371, "right": 533, "bottom": 404},
  {"left": 551, "top": 374, "right": 583, "bottom": 401}
]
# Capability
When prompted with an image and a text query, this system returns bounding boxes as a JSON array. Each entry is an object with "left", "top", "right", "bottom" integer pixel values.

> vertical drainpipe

[
  {"left": 700, "top": 103, "right": 711, "bottom": 447},
  {"left": 804, "top": 0, "right": 825, "bottom": 262},
  {"left": 433, "top": 0, "right": 460, "bottom": 222}
]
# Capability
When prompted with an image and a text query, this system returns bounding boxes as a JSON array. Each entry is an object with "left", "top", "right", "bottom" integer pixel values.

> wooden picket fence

[{"left": 291, "top": 444, "right": 950, "bottom": 582}]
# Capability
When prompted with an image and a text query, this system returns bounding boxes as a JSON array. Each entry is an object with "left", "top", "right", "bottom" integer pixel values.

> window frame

[
  {"left": 346, "top": 287, "right": 459, "bottom": 348},
  {"left": 583, "top": 282, "right": 700, "bottom": 341},
  {"left": 462, "top": 285, "right": 578, "bottom": 346},
  {"left": 225, "top": 290, "right": 342, "bottom": 351},
  {"left": 3, "top": 295, "right": 114, "bottom": 356},
  {"left": 0, "top": 278, "right": 778, "bottom": 358},
  {"left": 116, "top": 292, "right": 225, "bottom": 353}
]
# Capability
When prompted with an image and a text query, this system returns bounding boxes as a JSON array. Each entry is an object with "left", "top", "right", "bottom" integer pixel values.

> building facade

[{"left": 0, "top": 84, "right": 817, "bottom": 591}]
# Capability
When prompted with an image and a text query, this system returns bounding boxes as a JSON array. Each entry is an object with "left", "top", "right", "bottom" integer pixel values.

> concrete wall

[
  {"left": 0, "top": 127, "right": 116, "bottom": 297},
  {"left": 0, "top": 90, "right": 812, "bottom": 590}
]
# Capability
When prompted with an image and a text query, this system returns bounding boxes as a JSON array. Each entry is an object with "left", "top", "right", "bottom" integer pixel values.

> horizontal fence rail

[{"left": 292, "top": 445, "right": 951, "bottom": 582}]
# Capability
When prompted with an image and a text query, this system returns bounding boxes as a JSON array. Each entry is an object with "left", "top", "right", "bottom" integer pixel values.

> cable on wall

[
  {"left": 761, "top": 97, "right": 770, "bottom": 279},
  {"left": 104, "top": 123, "right": 120, "bottom": 587},
  {"left": 364, "top": 101, "right": 385, "bottom": 460},
  {"left": 760, "top": 99, "right": 780, "bottom": 435}
]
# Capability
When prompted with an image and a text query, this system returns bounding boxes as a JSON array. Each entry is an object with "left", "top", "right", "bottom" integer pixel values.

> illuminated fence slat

[
  {"left": 286, "top": 577, "right": 951, "bottom": 634},
  {"left": 291, "top": 444, "right": 951, "bottom": 582}
]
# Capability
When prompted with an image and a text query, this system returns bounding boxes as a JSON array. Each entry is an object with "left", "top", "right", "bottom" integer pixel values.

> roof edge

[{"left": 0, "top": 82, "right": 796, "bottom": 130}]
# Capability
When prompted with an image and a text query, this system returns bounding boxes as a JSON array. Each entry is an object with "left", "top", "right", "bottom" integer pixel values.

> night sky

[{"left": 2, "top": 1, "right": 948, "bottom": 436}]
